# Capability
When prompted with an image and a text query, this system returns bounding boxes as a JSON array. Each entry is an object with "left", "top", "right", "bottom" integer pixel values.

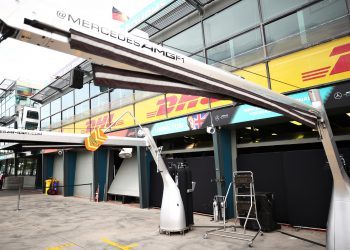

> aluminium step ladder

[{"left": 203, "top": 171, "right": 262, "bottom": 247}]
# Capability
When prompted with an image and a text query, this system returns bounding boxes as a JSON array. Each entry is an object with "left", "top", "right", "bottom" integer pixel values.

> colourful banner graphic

[
  {"left": 233, "top": 63, "right": 269, "bottom": 89},
  {"left": 85, "top": 128, "right": 107, "bottom": 151},
  {"left": 133, "top": 83, "right": 345, "bottom": 137},
  {"left": 270, "top": 37, "right": 350, "bottom": 93},
  {"left": 165, "top": 94, "right": 210, "bottom": 119}
]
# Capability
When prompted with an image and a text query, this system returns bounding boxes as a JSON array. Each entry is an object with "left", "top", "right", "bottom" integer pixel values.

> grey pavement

[{"left": 0, "top": 190, "right": 326, "bottom": 250}]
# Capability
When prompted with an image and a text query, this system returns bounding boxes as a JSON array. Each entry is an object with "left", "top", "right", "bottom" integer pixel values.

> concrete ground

[{"left": 0, "top": 190, "right": 326, "bottom": 250}]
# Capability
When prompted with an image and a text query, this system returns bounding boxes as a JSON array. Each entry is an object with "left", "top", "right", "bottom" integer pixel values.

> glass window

[
  {"left": 8, "top": 105, "right": 16, "bottom": 116},
  {"left": 163, "top": 23, "right": 203, "bottom": 55},
  {"left": 74, "top": 83, "right": 89, "bottom": 104},
  {"left": 25, "top": 122, "right": 39, "bottom": 130},
  {"left": 40, "top": 104, "right": 50, "bottom": 119},
  {"left": 50, "top": 98, "right": 61, "bottom": 115},
  {"left": 261, "top": 0, "right": 312, "bottom": 21},
  {"left": 190, "top": 52, "right": 206, "bottom": 63},
  {"left": 62, "top": 107, "right": 74, "bottom": 121},
  {"left": 41, "top": 117, "right": 50, "bottom": 130},
  {"left": 90, "top": 82, "right": 100, "bottom": 97},
  {"left": 91, "top": 93, "right": 109, "bottom": 115},
  {"left": 110, "top": 89, "right": 133, "bottom": 109},
  {"left": 207, "top": 28, "right": 263, "bottom": 69},
  {"left": 204, "top": 0, "right": 260, "bottom": 46},
  {"left": 134, "top": 91, "right": 161, "bottom": 101},
  {"left": 51, "top": 113, "right": 61, "bottom": 126},
  {"left": 75, "top": 100, "right": 89, "bottom": 116},
  {"left": 62, "top": 91, "right": 74, "bottom": 110},
  {"left": 265, "top": 0, "right": 349, "bottom": 57},
  {"left": 7, "top": 95, "right": 16, "bottom": 108},
  {"left": 90, "top": 82, "right": 108, "bottom": 97},
  {"left": 16, "top": 95, "right": 30, "bottom": 106}
]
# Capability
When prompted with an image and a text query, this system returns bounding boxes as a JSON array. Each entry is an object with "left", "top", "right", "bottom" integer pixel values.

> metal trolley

[{"left": 203, "top": 171, "right": 262, "bottom": 247}]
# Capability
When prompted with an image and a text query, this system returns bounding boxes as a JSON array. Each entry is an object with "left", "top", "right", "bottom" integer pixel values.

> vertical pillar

[
  {"left": 42, "top": 153, "right": 54, "bottom": 193},
  {"left": 63, "top": 150, "right": 77, "bottom": 196},
  {"left": 94, "top": 148, "right": 108, "bottom": 201},
  {"left": 213, "top": 128, "right": 234, "bottom": 218},
  {"left": 137, "top": 146, "right": 150, "bottom": 208},
  {"left": 35, "top": 155, "right": 43, "bottom": 189},
  {"left": 105, "top": 149, "right": 113, "bottom": 201},
  {"left": 14, "top": 152, "right": 18, "bottom": 176},
  {"left": 231, "top": 129, "right": 238, "bottom": 217}
]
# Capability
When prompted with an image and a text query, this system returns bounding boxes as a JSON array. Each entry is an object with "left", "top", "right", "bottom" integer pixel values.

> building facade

[
  {"left": 0, "top": 79, "right": 40, "bottom": 186},
  {"left": 35, "top": 0, "right": 350, "bottom": 229}
]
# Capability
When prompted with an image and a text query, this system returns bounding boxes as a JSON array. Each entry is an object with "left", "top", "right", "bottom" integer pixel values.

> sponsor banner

[
  {"left": 72, "top": 106, "right": 135, "bottom": 134},
  {"left": 324, "top": 83, "right": 350, "bottom": 109},
  {"left": 135, "top": 95, "right": 166, "bottom": 124},
  {"left": 140, "top": 83, "right": 347, "bottom": 137},
  {"left": 108, "top": 128, "right": 138, "bottom": 137},
  {"left": 165, "top": 94, "right": 210, "bottom": 119},
  {"left": 41, "top": 149, "right": 59, "bottom": 154},
  {"left": 270, "top": 37, "right": 350, "bottom": 93},
  {"left": 151, "top": 116, "right": 189, "bottom": 136},
  {"left": 209, "top": 98, "right": 234, "bottom": 109},
  {"left": 75, "top": 119, "right": 89, "bottom": 134},
  {"left": 59, "top": 82, "right": 348, "bottom": 138},
  {"left": 109, "top": 105, "right": 135, "bottom": 130},
  {"left": 62, "top": 124, "right": 74, "bottom": 134},
  {"left": 233, "top": 63, "right": 269, "bottom": 89},
  {"left": 231, "top": 86, "right": 333, "bottom": 124},
  {"left": 211, "top": 108, "right": 237, "bottom": 127},
  {"left": 89, "top": 112, "right": 110, "bottom": 132}
]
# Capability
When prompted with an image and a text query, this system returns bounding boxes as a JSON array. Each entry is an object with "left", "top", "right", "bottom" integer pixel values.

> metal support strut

[{"left": 308, "top": 89, "right": 350, "bottom": 250}]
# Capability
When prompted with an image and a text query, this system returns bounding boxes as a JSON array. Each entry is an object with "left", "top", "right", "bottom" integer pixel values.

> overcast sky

[{"left": 0, "top": 0, "right": 155, "bottom": 89}]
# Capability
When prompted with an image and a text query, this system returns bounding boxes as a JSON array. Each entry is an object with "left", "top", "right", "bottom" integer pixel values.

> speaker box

[
  {"left": 69, "top": 68, "right": 84, "bottom": 89},
  {"left": 239, "top": 192, "right": 280, "bottom": 232}
]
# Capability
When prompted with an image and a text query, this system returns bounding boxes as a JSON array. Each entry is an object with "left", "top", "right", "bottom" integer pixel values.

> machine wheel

[
  {"left": 203, "top": 234, "right": 208, "bottom": 239},
  {"left": 248, "top": 243, "right": 253, "bottom": 248},
  {"left": 261, "top": 232, "right": 264, "bottom": 236}
]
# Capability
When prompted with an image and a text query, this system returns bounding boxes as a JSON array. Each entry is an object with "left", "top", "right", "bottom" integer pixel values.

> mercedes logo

[{"left": 334, "top": 92, "right": 342, "bottom": 100}]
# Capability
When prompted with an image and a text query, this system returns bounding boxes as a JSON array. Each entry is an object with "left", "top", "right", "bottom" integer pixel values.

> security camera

[
  {"left": 119, "top": 148, "right": 133, "bottom": 158},
  {"left": 137, "top": 129, "right": 145, "bottom": 138},
  {"left": 206, "top": 125, "right": 216, "bottom": 134}
]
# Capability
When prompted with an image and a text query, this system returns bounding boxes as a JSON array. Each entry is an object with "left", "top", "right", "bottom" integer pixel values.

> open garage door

[
  {"left": 108, "top": 154, "right": 139, "bottom": 197},
  {"left": 74, "top": 151, "right": 93, "bottom": 198}
]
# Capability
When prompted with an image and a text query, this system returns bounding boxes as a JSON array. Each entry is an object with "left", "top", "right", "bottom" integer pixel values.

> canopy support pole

[{"left": 309, "top": 89, "right": 350, "bottom": 250}]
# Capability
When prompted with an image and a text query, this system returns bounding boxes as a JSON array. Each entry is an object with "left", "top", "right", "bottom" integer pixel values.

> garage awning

[
  {"left": 69, "top": 29, "right": 320, "bottom": 128},
  {"left": 92, "top": 64, "right": 228, "bottom": 99}
]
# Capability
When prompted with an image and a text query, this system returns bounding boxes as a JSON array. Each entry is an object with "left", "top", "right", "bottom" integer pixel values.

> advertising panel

[
  {"left": 209, "top": 98, "right": 234, "bottom": 109},
  {"left": 75, "top": 119, "right": 90, "bottom": 134},
  {"left": 135, "top": 95, "right": 166, "bottom": 124},
  {"left": 89, "top": 112, "right": 110, "bottom": 131},
  {"left": 233, "top": 63, "right": 269, "bottom": 89},
  {"left": 120, "top": 82, "right": 349, "bottom": 138},
  {"left": 109, "top": 105, "right": 135, "bottom": 131},
  {"left": 269, "top": 37, "right": 350, "bottom": 93},
  {"left": 165, "top": 94, "right": 210, "bottom": 119},
  {"left": 62, "top": 124, "right": 74, "bottom": 134}
]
